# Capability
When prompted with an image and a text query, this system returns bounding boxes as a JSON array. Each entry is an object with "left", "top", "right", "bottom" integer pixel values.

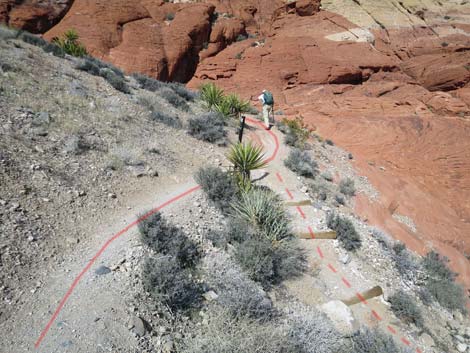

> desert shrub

[
  {"left": 284, "top": 148, "right": 318, "bottom": 178},
  {"left": 200, "top": 82, "right": 224, "bottom": 110},
  {"left": 214, "top": 97, "right": 232, "bottom": 117},
  {"left": 284, "top": 303, "right": 349, "bottom": 353},
  {"left": 195, "top": 166, "right": 238, "bottom": 213},
  {"left": 281, "top": 117, "right": 310, "bottom": 149},
  {"left": 236, "top": 34, "right": 248, "bottom": 41},
  {"left": 43, "top": 42, "right": 65, "bottom": 57},
  {"left": 180, "top": 309, "right": 297, "bottom": 353},
  {"left": 0, "top": 26, "right": 17, "bottom": 41},
  {"left": 99, "top": 68, "right": 130, "bottom": 93},
  {"left": 168, "top": 82, "right": 198, "bottom": 101},
  {"left": 138, "top": 212, "right": 200, "bottom": 268},
  {"left": 416, "top": 287, "right": 433, "bottom": 305},
  {"left": 19, "top": 31, "right": 48, "bottom": 47},
  {"left": 389, "top": 291, "right": 424, "bottom": 328},
  {"left": 232, "top": 188, "right": 292, "bottom": 242},
  {"left": 51, "top": 29, "right": 87, "bottom": 57},
  {"left": 351, "top": 327, "right": 412, "bottom": 353},
  {"left": 166, "top": 13, "right": 175, "bottom": 21},
  {"left": 234, "top": 234, "right": 306, "bottom": 287},
  {"left": 309, "top": 179, "right": 332, "bottom": 201},
  {"left": 203, "top": 252, "right": 273, "bottom": 319},
  {"left": 187, "top": 112, "right": 226, "bottom": 143},
  {"left": 372, "top": 228, "right": 393, "bottom": 251},
  {"left": 160, "top": 87, "right": 190, "bottom": 111},
  {"left": 150, "top": 110, "right": 182, "bottom": 128},
  {"left": 422, "top": 251, "right": 466, "bottom": 313},
  {"left": 325, "top": 139, "right": 334, "bottom": 146},
  {"left": 207, "top": 218, "right": 257, "bottom": 247},
  {"left": 142, "top": 255, "right": 201, "bottom": 311},
  {"left": 133, "top": 73, "right": 164, "bottom": 92},
  {"left": 339, "top": 178, "right": 356, "bottom": 196},
  {"left": 392, "top": 242, "right": 420, "bottom": 283},
  {"left": 326, "top": 213, "right": 361, "bottom": 251},
  {"left": 76, "top": 58, "right": 101, "bottom": 75}
]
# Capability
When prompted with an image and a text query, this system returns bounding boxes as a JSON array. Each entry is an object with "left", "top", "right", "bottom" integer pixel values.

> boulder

[{"left": 319, "top": 300, "right": 359, "bottom": 337}]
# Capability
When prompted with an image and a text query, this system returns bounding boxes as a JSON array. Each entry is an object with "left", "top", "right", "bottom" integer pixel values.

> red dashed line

[
  {"left": 416, "top": 348, "right": 423, "bottom": 353},
  {"left": 276, "top": 172, "right": 283, "bottom": 183},
  {"left": 355, "top": 292, "right": 368, "bottom": 305},
  {"left": 327, "top": 263, "right": 337, "bottom": 273},
  {"left": 371, "top": 310, "right": 382, "bottom": 321},
  {"left": 296, "top": 206, "right": 306, "bottom": 219},
  {"left": 387, "top": 326, "right": 397, "bottom": 335},
  {"left": 317, "top": 246, "right": 324, "bottom": 259},
  {"left": 308, "top": 226, "right": 315, "bottom": 239},
  {"left": 286, "top": 188, "right": 294, "bottom": 200},
  {"left": 401, "top": 338, "right": 411, "bottom": 346},
  {"left": 341, "top": 277, "right": 351, "bottom": 288}
]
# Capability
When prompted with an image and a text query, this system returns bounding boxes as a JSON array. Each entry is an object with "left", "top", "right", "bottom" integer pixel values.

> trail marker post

[{"left": 238, "top": 115, "right": 246, "bottom": 143}]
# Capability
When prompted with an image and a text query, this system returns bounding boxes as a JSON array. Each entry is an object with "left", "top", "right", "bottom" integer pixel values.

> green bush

[
  {"left": 421, "top": 251, "right": 466, "bottom": 313},
  {"left": 339, "top": 178, "right": 356, "bottom": 196},
  {"left": 309, "top": 179, "right": 332, "bottom": 201},
  {"left": 326, "top": 213, "right": 361, "bottom": 251},
  {"left": 138, "top": 212, "right": 200, "bottom": 268},
  {"left": 281, "top": 117, "right": 310, "bottom": 149},
  {"left": 18, "top": 31, "right": 65, "bottom": 57},
  {"left": 51, "top": 29, "right": 87, "bottom": 57},
  {"left": 351, "top": 327, "right": 411, "bottom": 353},
  {"left": 187, "top": 112, "right": 226, "bottom": 143},
  {"left": 325, "top": 139, "right": 334, "bottom": 146},
  {"left": 392, "top": 243, "right": 420, "bottom": 283},
  {"left": 195, "top": 166, "right": 238, "bottom": 214},
  {"left": 142, "top": 255, "right": 201, "bottom": 311},
  {"left": 284, "top": 148, "right": 318, "bottom": 178},
  {"left": 389, "top": 291, "right": 424, "bottom": 328},
  {"left": 335, "top": 194, "right": 345, "bottom": 206},
  {"left": 232, "top": 188, "right": 292, "bottom": 242},
  {"left": 166, "top": 13, "right": 175, "bottom": 21},
  {"left": 150, "top": 111, "right": 182, "bottom": 128},
  {"left": 77, "top": 57, "right": 129, "bottom": 93}
]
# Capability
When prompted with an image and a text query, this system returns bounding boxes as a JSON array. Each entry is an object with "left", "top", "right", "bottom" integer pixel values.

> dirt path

[{"left": 2, "top": 118, "right": 424, "bottom": 353}]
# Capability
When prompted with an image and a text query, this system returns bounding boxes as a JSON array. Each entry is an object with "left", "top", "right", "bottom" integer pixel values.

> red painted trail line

[
  {"left": 327, "top": 263, "right": 337, "bottom": 273},
  {"left": 401, "top": 338, "right": 411, "bottom": 346},
  {"left": 341, "top": 277, "right": 351, "bottom": 288},
  {"left": 35, "top": 185, "right": 200, "bottom": 348},
  {"left": 371, "top": 310, "right": 382, "bottom": 321},
  {"left": 416, "top": 348, "right": 423, "bottom": 353},
  {"left": 276, "top": 172, "right": 283, "bottom": 183},
  {"left": 355, "top": 292, "right": 368, "bottom": 305},
  {"left": 35, "top": 118, "right": 280, "bottom": 349},
  {"left": 285, "top": 188, "right": 294, "bottom": 200},
  {"left": 296, "top": 206, "right": 306, "bottom": 219},
  {"left": 316, "top": 246, "right": 324, "bottom": 259},
  {"left": 308, "top": 226, "right": 315, "bottom": 239},
  {"left": 387, "top": 325, "right": 397, "bottom": 335}
]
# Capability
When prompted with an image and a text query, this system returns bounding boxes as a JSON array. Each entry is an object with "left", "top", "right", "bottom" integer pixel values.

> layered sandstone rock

[{"left": 0, "top": 0, "right": 73, "bottom": 33}]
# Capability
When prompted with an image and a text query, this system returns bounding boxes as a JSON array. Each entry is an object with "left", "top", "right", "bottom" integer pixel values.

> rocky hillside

[{"left": 1, "top": 0, "right": 470, "bottom": 310}]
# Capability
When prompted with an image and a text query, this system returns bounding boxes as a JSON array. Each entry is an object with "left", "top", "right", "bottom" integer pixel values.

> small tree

[{"left": 228, "top": 142, "right": 267, "bottom": 191}]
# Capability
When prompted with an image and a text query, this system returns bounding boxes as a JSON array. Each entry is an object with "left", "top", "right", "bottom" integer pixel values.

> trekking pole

[{"left": 238, "top": 114, "right": 246, "bottom": 143}]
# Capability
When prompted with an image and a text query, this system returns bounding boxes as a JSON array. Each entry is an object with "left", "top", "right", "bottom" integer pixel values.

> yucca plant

[
  {"left": 232, "top": 188, "right": 291, "bottom": 242},
  {"left": 200, "top": 82, "right": 224, "bottom": 110},
  {"left": 52, "top": 29, "right": 87, "bottom": 57},
  {"left": 228, "top": 142, "right": 267, "bottom": 191},
  {"left": 225, "top": 93, "right": 251, "bottom": 118},
  {"left": 214, "top": 98, "right": 232, "bottom": 118}
]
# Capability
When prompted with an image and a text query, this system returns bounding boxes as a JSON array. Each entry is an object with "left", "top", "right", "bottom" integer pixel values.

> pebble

[
  {"left": 457, "top": 343, "right": 467, "bottom": 352},
  {"left": 95, "top": 265, "right": 112, "bottom": 276}
]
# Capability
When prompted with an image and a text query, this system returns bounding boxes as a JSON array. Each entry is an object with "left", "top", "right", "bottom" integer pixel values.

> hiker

[{"left": 258, "top": 89, "right": 274, "bottom": 129}]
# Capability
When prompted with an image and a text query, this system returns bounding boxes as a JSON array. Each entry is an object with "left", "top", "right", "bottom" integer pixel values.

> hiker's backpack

[{"left": 263, "top": 91, "right": 274, "bottom": 105}]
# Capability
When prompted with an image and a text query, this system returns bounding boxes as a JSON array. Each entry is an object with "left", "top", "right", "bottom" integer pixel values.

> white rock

[
  {"left": 320, "top": 300, "right": 359, "bottom": 337},
  {"left": 457, "top": 343, "right": 467, "bottom": 352}
]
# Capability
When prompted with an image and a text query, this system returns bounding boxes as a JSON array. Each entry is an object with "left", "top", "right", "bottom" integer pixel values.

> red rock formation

[{"left": 0, "top": 0, "right": 73, "bottom": 33}]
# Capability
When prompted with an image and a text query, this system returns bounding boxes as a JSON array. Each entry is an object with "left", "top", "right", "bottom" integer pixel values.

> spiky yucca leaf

[
  {"left": 200, "top": 83, "right": 224, "bottom": 110},
  {"left": 232, "top": 188, "right": 291, "bottom": 242},
  {"left": 225, "top": 94, "right": 251, "bottom": 117},
  {"left": 214, "top": 98, "right": 232, "bottom": 118},
  {"left": 228, "top": 142, "right": 267, "bottom": 190}
]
